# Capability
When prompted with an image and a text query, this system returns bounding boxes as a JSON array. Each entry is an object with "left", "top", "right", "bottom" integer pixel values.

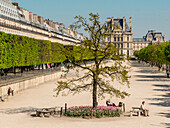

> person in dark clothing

[
  {"left": 8, "top": 87, "right": 14, "bottom": 96},
  {"left": 106, "top": 99, "right": 116, "bottom": 106}
]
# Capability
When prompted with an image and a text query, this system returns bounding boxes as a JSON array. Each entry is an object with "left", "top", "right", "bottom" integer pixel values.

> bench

[
  {"left": 36, "top": 109, "right": 53, "bottom": 117},
  {"left": 130, "top": 107, "right": 143, "bottom": 117},
  {"left": 36, "top": 107, "right": 60, "bottom": 117}
]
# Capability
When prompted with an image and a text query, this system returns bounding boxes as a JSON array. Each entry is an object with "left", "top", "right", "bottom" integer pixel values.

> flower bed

[{"left": 65, "top": 106, "right": 122, "bottom": 118}]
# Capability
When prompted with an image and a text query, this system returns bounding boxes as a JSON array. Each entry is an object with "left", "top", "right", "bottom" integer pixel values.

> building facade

[
  {"left": 0, "top": 0, "right": 86, "bottom": 45},
  {"left": 133, "top": 30, "right": 165, "bottom": 52},
  {"left": 106, "top": 16, "right": 166, "bottom": 56},
  {"left": 105, "top": 16, "right": 133, "bottom": 56}
]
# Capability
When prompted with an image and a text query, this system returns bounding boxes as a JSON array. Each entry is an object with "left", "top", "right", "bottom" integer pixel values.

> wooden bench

[{"left": 130, "top": 107, "right": 143, "bottom": 117}]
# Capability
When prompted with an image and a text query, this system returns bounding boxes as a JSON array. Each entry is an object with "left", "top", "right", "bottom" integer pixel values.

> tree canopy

[
  {"left": 55, "top": 13, "right": 130, "bottom": 108},
  {"left": 134, "top": 41, "right": 170, "bottom": 67}
]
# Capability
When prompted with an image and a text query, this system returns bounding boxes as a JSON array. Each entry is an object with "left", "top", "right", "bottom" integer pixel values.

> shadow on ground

[
  {"left": 130, "top": 61, "right": 150, "bottom": 68},
  {"left": 147, "top": 84, "right": 170, "bottom": 108},
  {"left": 135, "top": 74, "right": 170, "bottom": 82},
  {"left": 162, "top": 123, "right": 170, "bottom": 128},
  {"left": 147, "top": 84, "right": 170, "bottom": 127},
  {"left": 0, "top": 107, "right": 39, "bottom": 115}
]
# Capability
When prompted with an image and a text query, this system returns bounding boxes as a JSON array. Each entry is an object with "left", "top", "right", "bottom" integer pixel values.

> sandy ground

[{"left": 0, "top": 61, "right": 169, "bottom": 128}]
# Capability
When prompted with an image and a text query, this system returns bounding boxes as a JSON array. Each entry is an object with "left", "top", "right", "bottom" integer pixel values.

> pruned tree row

[
  {"left": 134, "top": 41, "right": 170, "bottom": 77},
  {"left": 0, "top": 31, "right": 93, "bottom": 76}
]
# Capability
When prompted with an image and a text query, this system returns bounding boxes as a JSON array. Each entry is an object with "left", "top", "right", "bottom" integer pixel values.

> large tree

[{"left": 55, "top": 13, "right": 130, "bottom": 108}]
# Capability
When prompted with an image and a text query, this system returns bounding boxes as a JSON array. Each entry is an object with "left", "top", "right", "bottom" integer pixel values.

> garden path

[{"left": 0, "top": 61, "right": 169, "bottom": 128}]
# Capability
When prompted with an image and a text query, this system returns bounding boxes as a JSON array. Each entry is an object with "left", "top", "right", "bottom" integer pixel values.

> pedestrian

[{"left": 8, "top": 87, "right": 14, "bottom": 96}]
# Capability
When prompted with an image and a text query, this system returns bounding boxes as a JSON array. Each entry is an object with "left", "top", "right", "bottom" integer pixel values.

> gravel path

[{"left": 0, "top": 61, "right": 169, "bottom": 128}]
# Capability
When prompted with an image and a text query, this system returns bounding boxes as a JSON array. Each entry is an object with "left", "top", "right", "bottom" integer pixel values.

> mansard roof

[
  {"left": 146, "top": 30, "right": 163, "bottom": 39},
  {"left": 108, "top": 18, "right": 130, "bottom": 32}
]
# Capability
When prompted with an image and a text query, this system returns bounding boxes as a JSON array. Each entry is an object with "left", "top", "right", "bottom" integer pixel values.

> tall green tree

[
  {"left": 55, "top": 13, "right": 130, "bottom": 108},
  {"left": 165, "top": 41, "right": 170, "bottom": 62}
]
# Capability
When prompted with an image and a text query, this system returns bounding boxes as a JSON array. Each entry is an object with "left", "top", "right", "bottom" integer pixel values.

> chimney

[
  {"left": 123, "top": 16, "right": 125, "bottom": 31},
  {"left": 33, "top": 14, "right": 38, "bottom": 23},
  {"left": 38, "top": 16, "right": 44, "bottom": 25},
  {"left": 107, "top": 17, "right": 111, "bottom": 22},
  {"left": 130, "top": 17, "right": 132, "bottom": 32},
  {"left": 12, "top": 2, "right": 19, "bottom": 7},
  {"left": 29, "top": 12, "right": 33, "bottom": 22},
  {"left": 112, "top": 17, "right": 114, "bottom": 30}
]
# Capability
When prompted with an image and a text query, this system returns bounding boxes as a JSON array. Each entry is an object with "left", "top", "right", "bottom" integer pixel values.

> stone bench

[
  {"left": 36, "top": 110, "right": 53, "bottom": 117},
  {"left": 130, "top": 107, "right": 143, "bottom": 117},
  {"left": 36, "top": 107, "right": 60, "bottom": 117}
]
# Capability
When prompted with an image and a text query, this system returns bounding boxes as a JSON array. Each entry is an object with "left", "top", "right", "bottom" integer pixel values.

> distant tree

[
  {"left": 165, "top": 41, "right": 170, "bottom": 62},
  {"left": 55, "top": 13, "right": 130, "bottom": 108}
]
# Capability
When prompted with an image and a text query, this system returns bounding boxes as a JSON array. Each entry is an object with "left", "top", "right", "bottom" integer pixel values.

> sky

[{"left": 13, "top": 0, "right": 170, "bottom": 41}]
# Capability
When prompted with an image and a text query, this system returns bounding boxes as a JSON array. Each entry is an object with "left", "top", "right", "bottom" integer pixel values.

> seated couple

[{"left": 106, "top": 99, "right": 123, "bottom": 107}]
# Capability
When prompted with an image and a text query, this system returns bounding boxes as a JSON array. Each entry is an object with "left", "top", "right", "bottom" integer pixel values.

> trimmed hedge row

[{"left": 0, "top": 31, "right": 94, "bottom": 70}]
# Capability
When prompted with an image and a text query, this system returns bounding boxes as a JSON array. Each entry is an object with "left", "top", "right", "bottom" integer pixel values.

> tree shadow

[
  {"left": 130, "top": 61, "right": 150, "bottom": 68},
  {"left": 136, "top": 79, "right": 170, "bottom": 82},
  {"left": 136, "top": 75, "right": 166, "bottom": 79},
  {"left": 136, "top": 69, "right": 159, "bottom": 74},
  {"left": 135, "top": 74, "right": 170, "bottom": 82},
  {"left": 0, "top": 107, "right": 39, "bottom": 115},
  {"left": 161, "top": 123, "right": 170, "bottom": 128},
  {"left": 147, "top": 84, "right": 170, "bottom": 108},
  {"left": 159, "top": 111, "right": 170, "bottom": 118}
]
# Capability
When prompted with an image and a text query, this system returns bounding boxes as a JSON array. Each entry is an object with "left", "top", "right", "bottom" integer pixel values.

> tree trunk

[
  {"left": 93, "top": 77, "right": 97, "bottom": 108},
  {"left": 14, "top": 67, "right": 16, "bottom": 75}
]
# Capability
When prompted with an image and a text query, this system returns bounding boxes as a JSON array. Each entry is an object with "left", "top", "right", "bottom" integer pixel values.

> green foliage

[
  {"left": 55, "top": 13, "right": 130, "bottom": 108},
  {"left": 165, "top": 41, "right": 170, "bottom": 62},
  {"left": 0, "top": 31, "right": 99, "bottom": 70},
  {"left": 135, "top": 41, "right": 170, "bottom": 64},
  {"left": 66, "top": 106, "right": 122, "bottom": 118},
  {"left": 0, "top": 31, "right": 74, "bottom": 69}
]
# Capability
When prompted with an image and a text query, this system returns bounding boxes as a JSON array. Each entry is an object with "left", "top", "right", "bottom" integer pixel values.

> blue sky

[{"left": 13, "top": 0, "right": 170, "bottom": 41}]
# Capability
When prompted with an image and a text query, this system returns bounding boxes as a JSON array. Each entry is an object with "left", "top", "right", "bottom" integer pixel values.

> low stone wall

[{"left": 0, "top": 71, "right": 62, "bottom": 97}]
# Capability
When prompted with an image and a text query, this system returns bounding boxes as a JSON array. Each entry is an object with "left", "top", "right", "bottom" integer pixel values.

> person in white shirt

[{"left": 140, "top": 101, "right": 149, "bottom": 116}]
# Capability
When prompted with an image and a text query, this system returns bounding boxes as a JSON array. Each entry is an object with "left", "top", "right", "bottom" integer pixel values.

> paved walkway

[{"left": 0, "top": 61, "right": 169, "bottom": 128}]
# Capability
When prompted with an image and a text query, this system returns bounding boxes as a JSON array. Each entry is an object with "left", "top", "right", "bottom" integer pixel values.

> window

[
  {"left": 121, "top": 36, "right": 123, "bottom": 41},
  {"left": 127, "top": 43, "right": 129, "bottom": 48},
  {"left": 114, "top": 36, "right": 116, "bottom": 41},
  {"left": 108, "top": 36, "right": 110, "bottom": 42},
  {"left": 127, "top": 50, "right": 129, "bottom": 56},
  {"left": 121, "top": 50, "right": 123, "bottom": 55},
  {"left": 127, "top": 35, "right": 129, "bottom": 41},
  {"left": 118, "top": 43, "right": 120, "bottom": 48},
  {"left": 117, "top": 37, "right": 120, "bottom": 41},
  {"left": 121, "top": 43, "right": 123, "bottom": 48}
]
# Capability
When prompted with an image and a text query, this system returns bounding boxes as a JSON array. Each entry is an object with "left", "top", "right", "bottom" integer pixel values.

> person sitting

[
  {"left": 7, "top": 87, "right": 14, "bottom": 96},
  {"left": 0, "top": 96, "right": 4, "bottom": 102},
  {"left": 118, "top": 102, "right": 123, "bottom": 107},
  {"left": 140, "top": 101, "right": 149, "bottom": 116},
  {"left": 106, "top": 99, "right": 116, "bottom": 106}
]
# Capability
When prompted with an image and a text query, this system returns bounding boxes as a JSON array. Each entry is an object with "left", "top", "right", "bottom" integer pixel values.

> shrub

[{"left": 66, "top": 106, "right": 122, "bottom": 118}]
